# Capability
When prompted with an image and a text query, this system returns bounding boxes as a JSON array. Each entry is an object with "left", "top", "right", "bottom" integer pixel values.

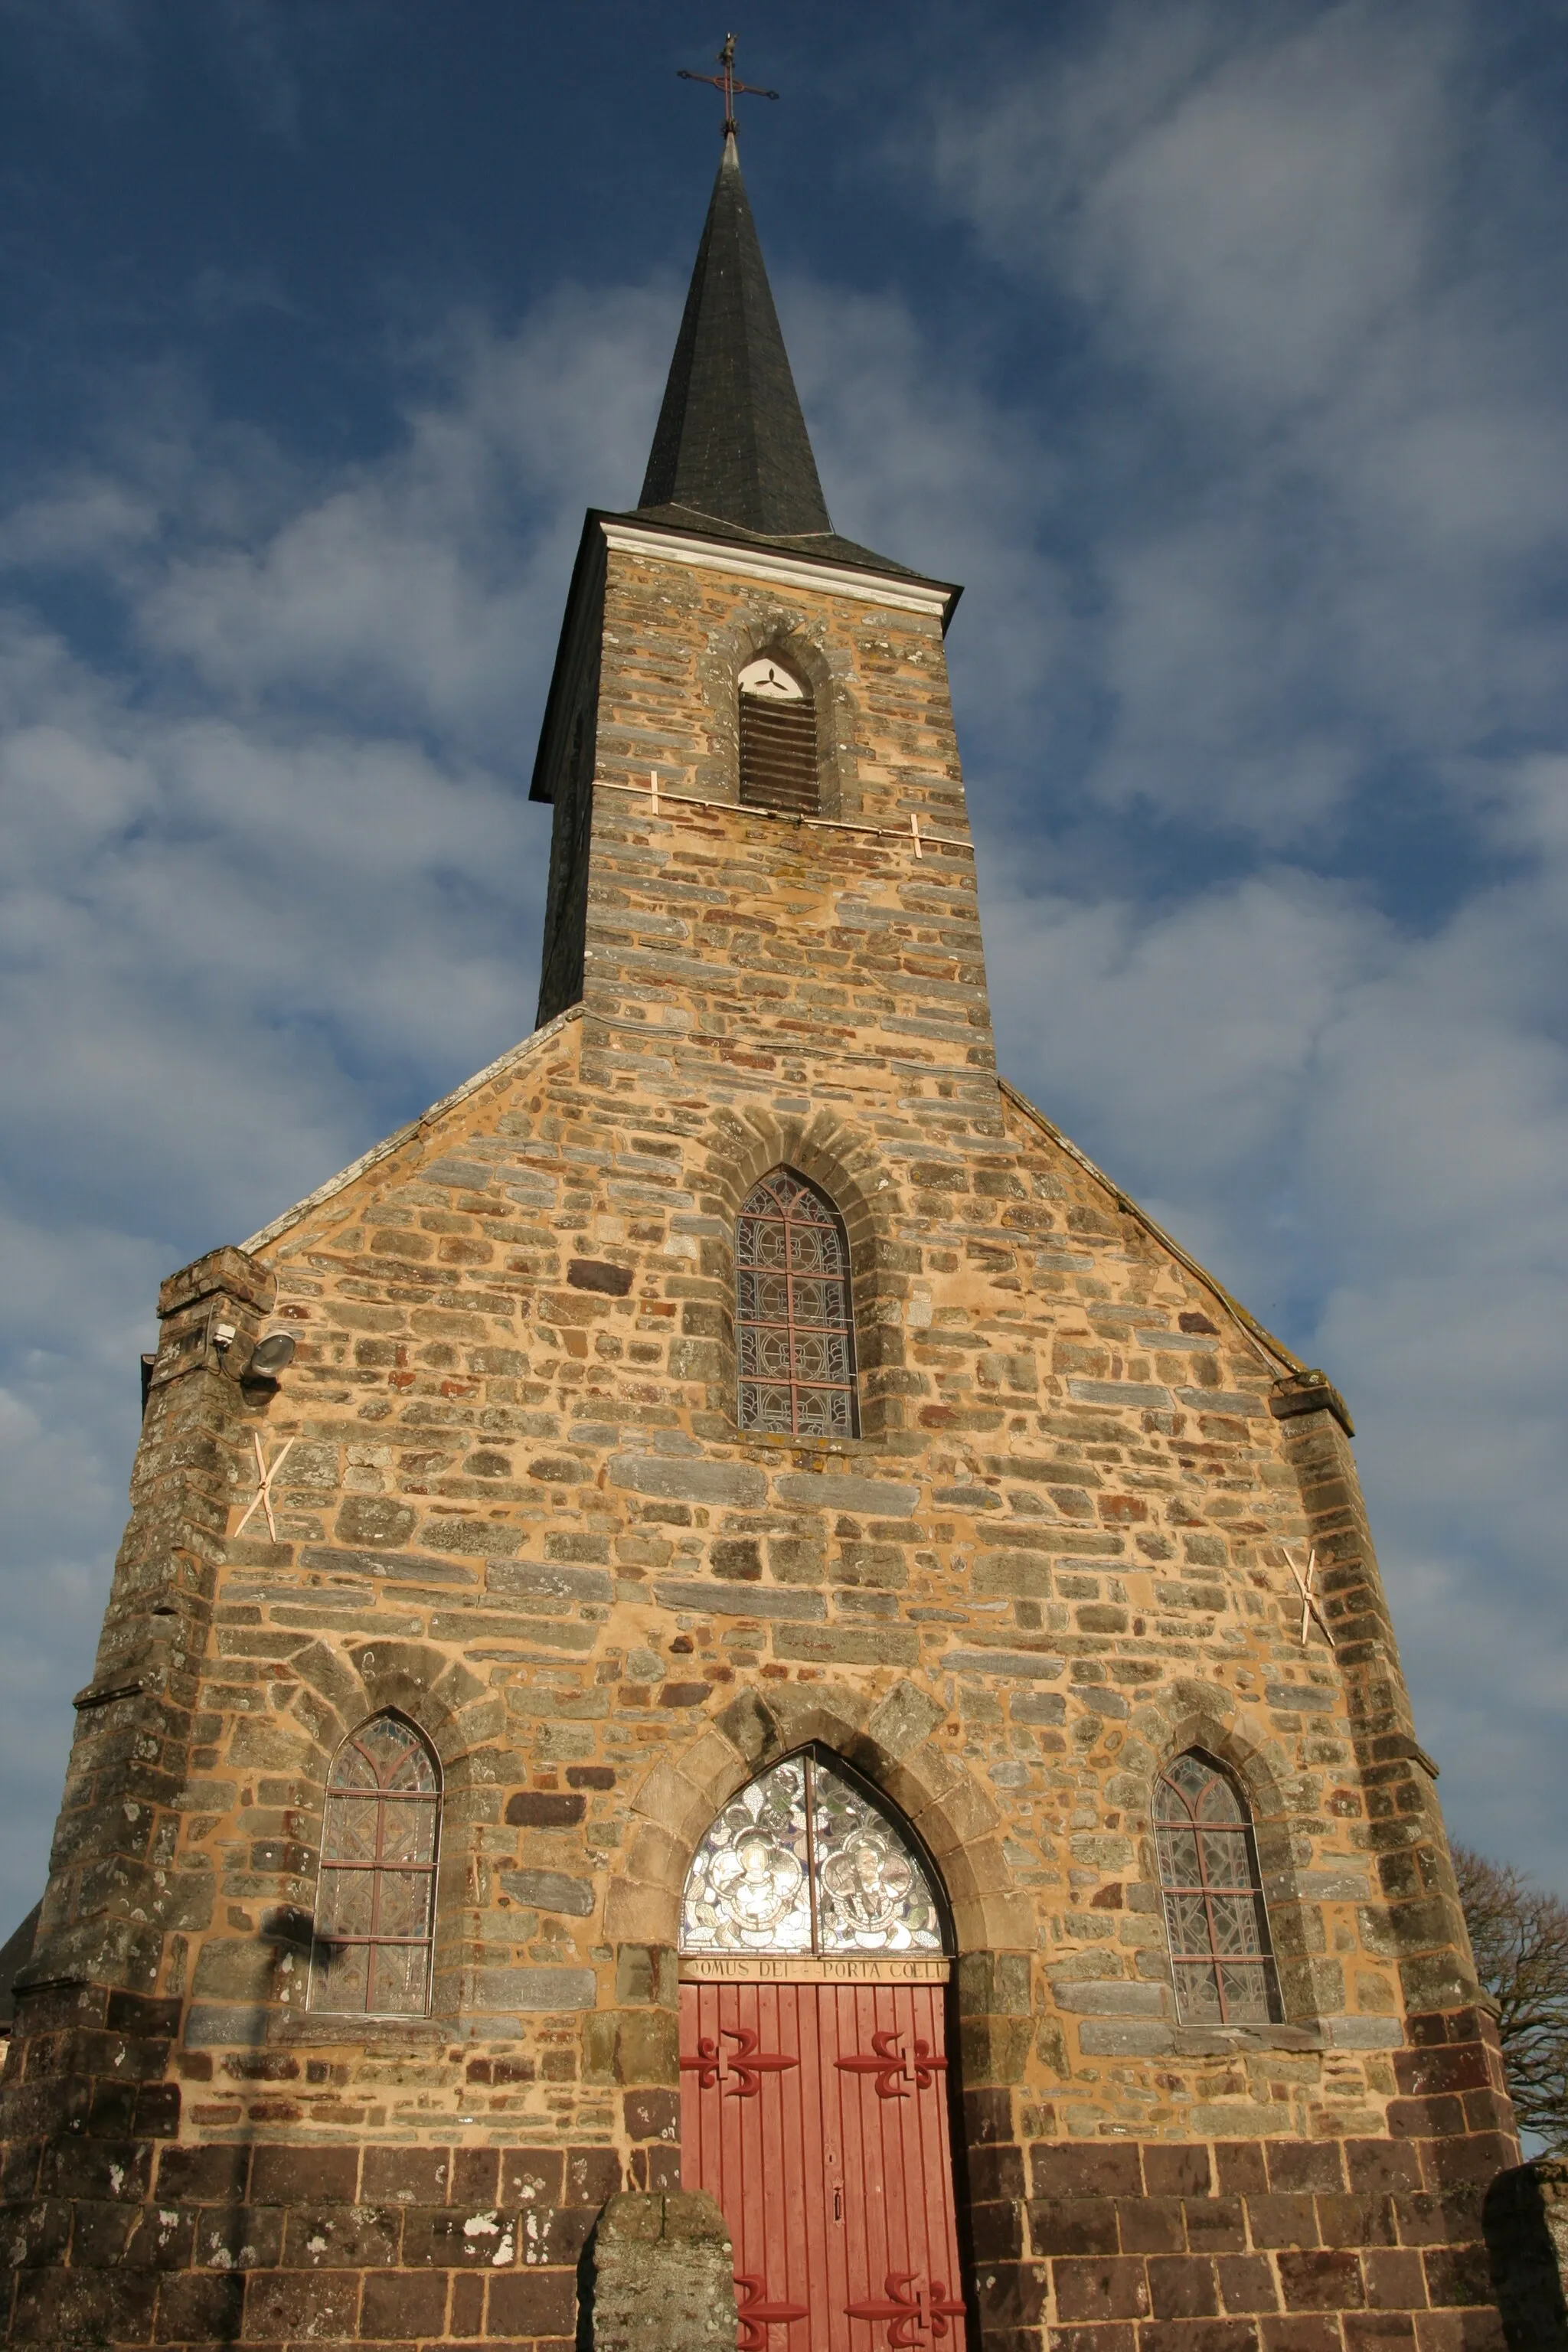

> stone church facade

[{"left": 0, "top": 134, "right": 1530, "bottom": 2352}]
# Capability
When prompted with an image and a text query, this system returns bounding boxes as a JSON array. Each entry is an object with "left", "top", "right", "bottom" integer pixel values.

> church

[{"left": 0, "top": 110, "right": 1528, "bottom": 2352}]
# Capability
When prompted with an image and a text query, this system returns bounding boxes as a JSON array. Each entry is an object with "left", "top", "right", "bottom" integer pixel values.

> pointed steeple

[{"left": 639, "top": 134, "right": 832, "bottom": 539}]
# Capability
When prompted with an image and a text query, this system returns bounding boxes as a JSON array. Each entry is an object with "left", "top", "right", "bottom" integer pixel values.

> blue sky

[{"left": 3, "top": 0, "right": 1567, "bottom": 1926}]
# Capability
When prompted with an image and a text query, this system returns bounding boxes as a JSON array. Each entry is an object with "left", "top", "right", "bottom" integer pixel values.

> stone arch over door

[{"left": 609, "top": 1677, "right": 1031, "bottom": 1958}]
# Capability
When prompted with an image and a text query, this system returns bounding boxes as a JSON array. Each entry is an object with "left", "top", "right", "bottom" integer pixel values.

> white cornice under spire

[{"left": 600, "top": 517, "right": 956, "bottom": 622}]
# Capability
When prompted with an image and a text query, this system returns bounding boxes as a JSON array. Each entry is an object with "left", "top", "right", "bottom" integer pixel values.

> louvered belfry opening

[{"left": 738, "top": 655, "right": 818, "bottom": 817}]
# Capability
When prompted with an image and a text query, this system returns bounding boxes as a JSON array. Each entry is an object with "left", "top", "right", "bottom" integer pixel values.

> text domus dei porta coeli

[{"left": 0, "top": 70, "right": 1544, "bottom": 2352}]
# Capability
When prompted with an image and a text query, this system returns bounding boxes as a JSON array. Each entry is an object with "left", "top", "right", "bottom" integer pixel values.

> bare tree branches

[{"left": 1454, "top": 1844, "right": 1568, "bottom": 2151}]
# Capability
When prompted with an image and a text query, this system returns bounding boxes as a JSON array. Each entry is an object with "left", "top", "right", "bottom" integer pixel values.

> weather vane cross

[{"left": 678, "top": 33, "right": 779, "bottom": 138}]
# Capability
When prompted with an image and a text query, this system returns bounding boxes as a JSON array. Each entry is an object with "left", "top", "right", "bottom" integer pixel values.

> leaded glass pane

[
  {"left": 680, "top": 1751, "right": 946, "bottom": 1957},
  {"left": 1176, "top": 1962, "right": 1223, "bottom": 2021},
  {"left": 813, "top": 1763, "right": 943, "bottom": 1954},
  {"left": 1198, "top": 1829, "right": 1251, "bottom": 1888},
  {"left": 1155, "top": 1752, "right": 1214, "bottom": 1818},
  {"left": 738, "top": 1382, "right": 795, "bottom": 1433},
  {"left": 789, "top": 1226, "right": 844, "bottom": 1274},
  {"left": 791, "top": 1331, "right": 851, "bottom": 1382},
  {"left": 1164, "top": 1891, "right": 1210, "bottom": 1950},
  {"left": 1207, "top": 1893, "right": 1267, "bottom": 1957},
  {"left": 1194, "top": 1773, "right": 1243, "bottom": 1824},
  {"left": 374, "top": 1870, "right": 436, "bottom": 1941},
  {"left": 317, "top": 1942, "right": 371, "bottom": 2013},
  {"left": 788, "top": 1277, "right": 848, "bottom": 1325},
  {"left": 794, "top": 1386, "right": 854, "bottom": 1437},
  {"left": 370, "top": 1943, "right": 430, "bottom": 2014},
  {"left": 317, "top": 1867, "right": 374, "bottom": 1940},
  {"left": 735, "top": 1168, "right": 858, "bottom": 1437},
  {"left": 1155, "top": 1826, "right": 1204, "bottom": 1888},
  {"left": 1155, "top": 1752, "right": 1281, "bottom": 2027},
  {"left": 1219, "top": 1964, "right": 1274, "bottom": 2022},
  {"left": 381, "top": 1804, "right": 438, "bottom": 1867},
  {"left": 680, "top": 1756, "right": 814, "bottom": 1953},
  {"left": 329, "top": 1797, "right": 381, "bottom": 1864}
]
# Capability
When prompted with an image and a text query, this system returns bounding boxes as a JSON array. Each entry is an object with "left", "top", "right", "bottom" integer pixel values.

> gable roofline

[
  {"left": 996, "top": 1074, "right": 1312, "bottom": 1388},
  {"left": 240, "top": 1006, "right": 583, "bottom": 1257}
]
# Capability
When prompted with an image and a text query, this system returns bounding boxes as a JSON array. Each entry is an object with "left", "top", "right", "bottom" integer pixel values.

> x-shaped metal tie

[
  {"left": 234, "top": 1432, "right": 296, "bottom": 1540},
  {"left": 1287, "top": 1546, "right": 1334, "bottom": 1647}
]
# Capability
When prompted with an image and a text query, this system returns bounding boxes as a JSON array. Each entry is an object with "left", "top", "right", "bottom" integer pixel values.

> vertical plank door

[{"left": 680, "top": 1979, "right": 966, "bottom": 2350}]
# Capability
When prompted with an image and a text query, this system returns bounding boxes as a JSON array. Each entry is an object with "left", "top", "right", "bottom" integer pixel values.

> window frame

[
  {"left": 309, "top": 1711, "right": 442, "bottom": 2020},
  {"left": 1154, "top": 1748, "right": 1282, "bottom": 2027},
  {"left": 734, "top": 1166, "right": 860, "bottom": 1438}
]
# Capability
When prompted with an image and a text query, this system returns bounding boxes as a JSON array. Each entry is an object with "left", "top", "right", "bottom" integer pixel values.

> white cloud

[{"left": 919, "top": 0, "right": 1568, "bottom": 844}]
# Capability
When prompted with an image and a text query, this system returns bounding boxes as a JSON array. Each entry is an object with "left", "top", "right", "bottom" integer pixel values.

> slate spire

[{"left": 639, "top": 133, "right": 832, "bottom": 539}]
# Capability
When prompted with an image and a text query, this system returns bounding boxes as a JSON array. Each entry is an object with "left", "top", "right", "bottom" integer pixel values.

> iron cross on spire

[{"left": 678, "top": 33, "right": 779, "bottom": 137}]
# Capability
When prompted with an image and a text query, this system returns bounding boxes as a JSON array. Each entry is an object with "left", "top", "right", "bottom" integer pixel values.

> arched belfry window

[
  {"left": 736, "top": 1167, "right": 858, "bottom": 1437},
  {"left": 1155, "top": 1750, "right": 1280, "bottom": 2025},
  {"left": 738, "top": 655, "right": 818, "bottom": 816},
  {"left": 681, "top": 1750, "right": 948, "bottom": 1957},
  {"left": 310, "top": 1713, "right": 440, "bottom": 2016}
]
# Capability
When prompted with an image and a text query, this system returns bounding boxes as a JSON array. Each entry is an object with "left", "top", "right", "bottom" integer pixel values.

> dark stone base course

[
  {"left": 4, "top": 2259, "right": 581, "bottom": 2347},
  {"left": 952, "top": 2012, "right": 1529, "bottom": 2352},
  {"left": 0, "top": 2131, "right": 619, "bottom": 2349},
  {"left": 1019, "top": 2130, "right": 1514, "bottom": 2352},
  {"left": 0, "top": 2006, "right": 1539, "bottom": 2349}
]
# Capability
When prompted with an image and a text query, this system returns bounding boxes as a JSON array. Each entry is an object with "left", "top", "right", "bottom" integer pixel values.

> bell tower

[{"left": 534, "top": 135, "right": 975, "bottom": 1100}]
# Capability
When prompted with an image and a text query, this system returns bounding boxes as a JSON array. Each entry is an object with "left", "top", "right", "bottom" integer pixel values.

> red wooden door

[{"left": 680, "top": 1977, "right": 966, "bottom": 2351}]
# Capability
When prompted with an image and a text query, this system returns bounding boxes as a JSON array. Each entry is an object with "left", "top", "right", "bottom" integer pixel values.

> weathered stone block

[
  {"left": 609, "top": 1456, "right": 767, "bottom": 1507},
  {"left": 591, "top": 2190, "right": 737, "bottom": 2352}
]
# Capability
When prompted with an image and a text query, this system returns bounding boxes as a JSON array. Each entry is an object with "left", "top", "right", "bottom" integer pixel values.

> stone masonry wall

[{"left": 0, "top": 530, "right": 1517, "bottom": 2348}]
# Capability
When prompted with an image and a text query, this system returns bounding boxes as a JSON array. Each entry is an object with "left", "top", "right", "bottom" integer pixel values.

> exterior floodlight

[{"left": 248, "top": 1333, "right": 296, "bottom": 1378}]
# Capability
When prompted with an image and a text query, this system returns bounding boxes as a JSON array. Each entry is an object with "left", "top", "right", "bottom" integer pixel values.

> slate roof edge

[
  {"left": 996, "top": 1074, "right": 1309, "bottom": 1383},
  {"left": 528, "top": 511, "right": 609, "bottom": 805},
  {"left": 238, "top": 1006, "right": 585, "bottom": 1259},
  {"left": 609, "top": 503, "right": 963, "bottom": 613}
]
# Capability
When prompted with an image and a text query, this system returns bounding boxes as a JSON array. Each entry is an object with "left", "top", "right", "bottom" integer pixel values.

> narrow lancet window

[
  {"left": 736, "top": 1167, "right": 858, "bottom": 1436},
  {"left": 310, "top": 1713, "right": 440, "bottom": 2016},
  {"left": 1155, "top": 1750, "right": 1280, "bottom": 2025},
  {"left": 738, "top": 655, "right": 818, "bottom": 815},
  {"left": 681, "top": 1749, "right": 947, "bottom": 1957}
]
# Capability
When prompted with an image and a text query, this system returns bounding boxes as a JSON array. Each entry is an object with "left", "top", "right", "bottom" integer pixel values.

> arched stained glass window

[
  {"left": 738, "top": 655, "right": 818, "bottom": 816},
  {"left": 310, "top": 1713, "right": 440, "bottom": 2016},
  {"left": 681, "top": 1750, "right": 947, "bottom": 1957},
  {"left": 736, "top": 1167, "right": 858, "bottom": 1437},
  {"left": 1155, "top": 1751, "right": 1280, "bottom": 2025}
]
